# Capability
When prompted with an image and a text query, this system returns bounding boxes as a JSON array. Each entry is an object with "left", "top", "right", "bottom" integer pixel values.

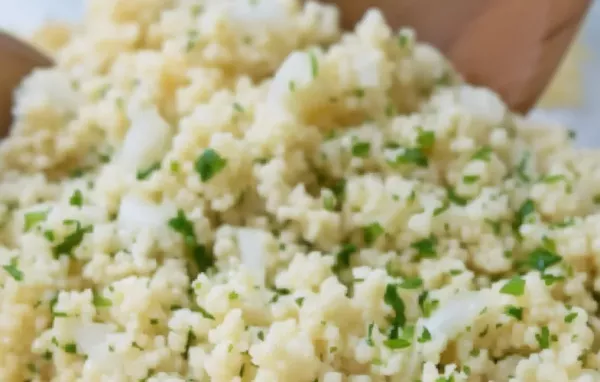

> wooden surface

[
  {"left": 0, "top": 31, "right": 52, "bottom": 137},
  {"left": 323, "top": 0, "right": 592, "bottom": 113}
]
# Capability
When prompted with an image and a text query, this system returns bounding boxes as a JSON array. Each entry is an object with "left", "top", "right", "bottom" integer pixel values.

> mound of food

[{"left": 1, "top": 1, "right": 599, "bottom": 381}]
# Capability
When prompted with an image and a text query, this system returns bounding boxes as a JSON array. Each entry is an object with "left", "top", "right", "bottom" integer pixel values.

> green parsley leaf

[
  {"left": 463, "top": 175, "right": 480, "bottom": 184},
  {"left": 504, "top": 305, "right": 523, "bottom": 320},
  {"left": 44, "top": 230, "right": 55, "bottom": 242},
  {"left": 447, "top": 188, "right": 468, "bottom": 206},
  {"left": 309, "top": 51, "right": 319, "bottom": 78},
  {"left": 500, "top": 276, "right": 525, "bottom": 296},
  {"left": 411, "top": 236, "right": 437, "bottom": 259},
  {"left": 168, "top": 210, "right": 197, "bottom": 248},
  {"left": 363, "top": 222, "right": 384, "bottom": 245},
  {"left": 417, "top": 130, "right": 435, "bottom": 150},
  {"left": 399, "top": 277, "right": 423, "bottom": 289},
  {"left": 195, "top": 148, "right": 227, "bottom": 182},
  {"left": 471, "top": 146, "right": 493, "bottom": 162},
  {"left": 384, "top": 284, "right": 406, "bottom": 329},
  {"left": 516, "top": 152, "right": 531, "bottom": 182},
  {"left": 535, "top": 326, "right": 550, "bottom": 349},
  {"left": 513, "top": 199, "right": 536, "bottom": 230},
  {"left": 92, "top": 292, "right": 112, "bottom": 307},
  {"left": 527, "top": 247, "right": 562, "bottom": 273},
  {"left": 194, "top": 306, "right": 215, "bottom": 320},
  {"left": 540, "top": 174, "right": 567, "bottom": 184},
  {"left": 69, "top": 190, "right": 83, "bottom": 207},
  {"left": 333, "top": 243, "right": 357, "bottom": 272},
  {"left": 136, "top": 162, "right": 161, "bottom": 180},
  {"left": 63, "top": 343, "right": 77, "bottom": 354},
  {"left": 233, "top": 102, "right": 245, "bottom": 113},
  {"left": 418, "top": 327, "right": 432, "bottom": 343},
  {"left": 192, "top": 244, "right": 213, "bottom": 272},
  {"left": 169, "top": 161, "right": 180, "bottom": 173},
  {"left": 541, "top": 274, "right": 565, "bottom": 286},
  {"left": 52, "top": 222, "right": 93, "bottom": 258},
  {"left": 366, "top": 322, "right": 375, "bottom": 346},
  {"left": 2, "top": 257, "right": 23, "bottom": 281},
  {"left": 565, "top": 312, "right": 578, "bottom": 323},
  {"left": 351, "top": 141, "right": 371, "bottom": 157},
  {"left": 24, "top": 210, "right": 49, "bottom": 232},
  {"left": 389, "top": 147, "right": 429, "bottom": 167},
  {"left": 383, "top": 338, "right": 411, "bottom": 349}
]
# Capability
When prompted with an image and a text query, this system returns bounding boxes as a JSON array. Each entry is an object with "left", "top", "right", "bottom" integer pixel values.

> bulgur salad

[{"left": 1, "top": 1, "right": 600, "bottom": 381}]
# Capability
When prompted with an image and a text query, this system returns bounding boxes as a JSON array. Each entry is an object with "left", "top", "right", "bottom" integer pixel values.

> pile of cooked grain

[{"left": 1, "top": 1, "right": 599, "bottom": 381}]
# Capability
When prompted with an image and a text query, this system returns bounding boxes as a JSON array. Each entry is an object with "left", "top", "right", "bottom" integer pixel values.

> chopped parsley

[
  {"left": 168, "top": 210, "right": 213, "bottom": 271},
  {"left": 513, "top": 199, "right": 536, "bottom": 230},
  {"left": 411, "top": 236, "right": 437, "bottom": 259},
  {"left": 383, "top": 337, "right": 411, "bottom": 349},
  {"left": 69, "top": 190, "right": 83, "bottom": 207},
  {"left": 463, "top": 175, "right": 480, "bottom": 184},
  {"left": 194, "top": 305, "right": 215, "bottom": 320},
  {"left": 540, "top": 174, "right": 567, "bottom": 184},
  {"left": 24, "top": 210, "right": 49, "bottom": 232},
  {"left": 527, "top": 247, "right": 562, "bottom": 273},
  {"left": 471, "top": 146, "right": 493, "bottom": 161},
  {"left": 309, "top": 51, "right": 319, "bottom": 78},
  {"left": 353, "top": 88, "right": 365, "bottom": 98},
  {"left": 136, "top": 162, "right": 161, "bottom": 180},
  {"left": 399, "top": 277, "right": 423, "bottom": 289},
  {"left": 2, "top": 257, "right": 23, "bottom": 281},
  {"left": 52, "top": 222, "right": 93, "bottom": 258},
  {"left": 417, "top": 129, "right": 435, "bottom": 150},
  {"left": 535, "top": 326, "right": 550, "bottom": 349},
  {"left": 516, "top": 152, "right": 531, "bottom": 182},
  {"left": 447, "top": 187, "right": 468, "bottom": 206},
  {"left": 389, "top": 147, "right": 429, "bottom": 167},
  {"left": 366, "top": 322, "right": 375, "bottom": 346},
  {"left": 323, "top": 193, "right": 337, "bottom": 211},
  {"left": 63, "top": 343, "right": 77, "bottom": 354},
  {"left": 195, "top": 148, "right": 227, "bottom": 182},
  {"left": 565, "top": 312, "right": 578, "bottom": 323},
  {"left": 418, "top": 327, "right": 432, "bottom": 343},
  {"left": 384, "top": 284, "right": 406, "bottom": 332},
  {"left": 504, "top": 305, "right": 523, "bottom": 320},
  {"left": 92, "top": 292, "right": 112, "bottom": 307},
  {"left": 333, "top": 243, "right": 357, "bottom": 272},
  {"left": 363, "top": 222, "right": 384, "bottom": 245},
  {"left": 418, "top": 291, "right": 439, "bottom": 317},
  {"left": 233, "top": 102, "right": 245, "bottom": 113},
  {"left": 351, "top": 141, "right": 371, "bottom": 157},
  {"left": 541, "top": 273, "right": 565, "bottom": 286},
  {"left": 500, "top": 276, "right": 525, "bottom": 296}
]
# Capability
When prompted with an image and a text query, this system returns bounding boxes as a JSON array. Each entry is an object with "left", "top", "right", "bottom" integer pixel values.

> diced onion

[{"left": 236, "top": 228, "right": 268, "bottom": 284}]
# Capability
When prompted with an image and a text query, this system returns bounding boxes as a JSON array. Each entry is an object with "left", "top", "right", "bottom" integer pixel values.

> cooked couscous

[{"left": 1, "top": 1, "right": 600, "bottom": 381}]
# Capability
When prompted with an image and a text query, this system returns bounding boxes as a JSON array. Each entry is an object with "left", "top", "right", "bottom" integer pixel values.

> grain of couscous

[{"left": 1, "top": 1, "right": 600, "bottom": 381}]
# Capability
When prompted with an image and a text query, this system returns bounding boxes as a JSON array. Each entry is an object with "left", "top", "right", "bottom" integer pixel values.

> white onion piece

[
  {"left": 74, "top": 322, "right": 114, "bottom": 357},
  {"left": 119, "top": 107, "right": 171, "bottom": 171},
  {"left": 118, "top": 195, "right": 175, "bottom": 232},
  {"left": 237, "top": 228, "right": 268, "bottom": 284},
  {"left": 422, "top": 291, "right": 489, "bottom": 341}
]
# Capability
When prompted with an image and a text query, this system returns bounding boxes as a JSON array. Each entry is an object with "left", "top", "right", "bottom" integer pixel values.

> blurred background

[{"left": 0, "top": 0, "right": 599, "bottom": 146}]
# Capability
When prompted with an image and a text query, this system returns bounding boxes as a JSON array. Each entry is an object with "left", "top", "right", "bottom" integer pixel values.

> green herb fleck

[
  {"left": 2, "top": 257, "right": 23, "bottom": 281},
  {"left": 384, "top": 284, "right": 406, "bottom": 330},
  {"left": 136, "top": 162, "right": 161, "bottom": 180},
  {"left": 366, "top": 322, "right": 375, "bottom": 346},
  {"left": 565, "top": 312, "right": 578, "bottom": 323},
  {"left": 194, "top": 305, "right": 215, "bottom": 320},
  {"left": 536, "top": 326, "right": 550, "bottom": 349},
  {"left": 500, "top": 276, "right": 525, "bottom": 296},
  {"left": 309, "top": 51, "right": 319, "bottom": 78},
  {"left": 63, "top": 343, "right": 77, "bottom": 354},
  {"left": 463, "top": 175, "right": 480, "bottom": 184},
  {"left": 418, "top": 327, "right": 432, "bottom": 343},
  {"left": 69, "top": 190, "right": 83, "bottom": 207},
  {"left": 383, "top": 337, "right": 411, "bottom": 349},
  {"left": 363, "top": 222, "right": 384, "bottom": 245},
  {"left": 333, "top": 243, "right": 357, "bottom": 272},
  {"left": 411, "top": 236, "right": 437, "bottom": 259},
  {"left": 233, "top": 102, "right": 245, "bottom": 113},
  {"left": 52, "top": 222, "right": 93, "bottom": 258},
  {"left": 353, "top": 88, "right": 365, "bottom": 98},
  {"left": 399, "top": 277, "right": 423, "bottom": 289},
  {"left": 513, "top": 199, "right": 536, "bottom": 230},
  {"left": 389, "top": 147, "right": 428, "bottom": 167},
  {"left": 527, "top": 247, "right": 562, "bottom": 273},
  {"left": 24, "top": 210, "right": 49, "bottom": 232},
  {"left": 471, "top": 146, "right": 493, "bottom": 162},
  {"left": 417, "top": 129, "right": 435, "bottom": 150},
  {"left": 504, "top": 305, "right": 523, "bottom": 320},
  {"left": 351, "top": 141, "right": 371, "bottom": 157},
  {"left": 92, "top": 292, "right": 112, "bottom": 307},
  {"left": 195, "top": 148, "right": 227, "bottom": 182},
  {"left": 516, "top": 152, "right": 531, "bottom": 182}
]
